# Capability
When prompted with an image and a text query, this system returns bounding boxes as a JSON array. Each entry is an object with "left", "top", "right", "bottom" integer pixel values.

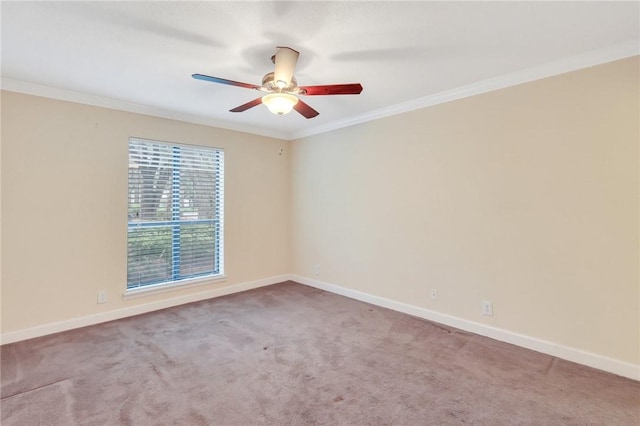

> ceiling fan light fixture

[{"left": 262, "top": 93, "right": 298, "bottom": 115}]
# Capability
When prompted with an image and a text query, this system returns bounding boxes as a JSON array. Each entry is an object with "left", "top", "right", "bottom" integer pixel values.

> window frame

[{"left": 125, "top": 137, "right": 225, "bottom": 297}]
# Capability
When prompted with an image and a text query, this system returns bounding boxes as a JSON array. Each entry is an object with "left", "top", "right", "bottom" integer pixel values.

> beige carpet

[{"left": 1, "top": 281, "right": 639, "bottom": 425}]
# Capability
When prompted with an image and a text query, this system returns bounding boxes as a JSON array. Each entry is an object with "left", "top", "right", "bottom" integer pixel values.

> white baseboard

[
  {"left": 0, "top": 274, "right": 289, "bottom": 345},
  {"left": 3, "top": 273, "right": 638, "bottom": 381},
  {"left": 290, "top": 274, "right": 640, "bottom": 381}
]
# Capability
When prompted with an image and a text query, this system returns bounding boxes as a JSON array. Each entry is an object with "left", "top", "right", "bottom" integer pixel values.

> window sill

[{"left": 122, "top": 275, "right": 227, "bottom": 300}]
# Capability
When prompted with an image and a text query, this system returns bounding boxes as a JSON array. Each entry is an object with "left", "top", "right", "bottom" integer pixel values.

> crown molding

[
  {"left": 288, "top": 40, "right": 639, "bottom": 141},
  {"left": 2, "top": 40, "right": 637, "bottom": 142},
  {"left": 0, "top": 78, "right": 289, "bottom": 140}
]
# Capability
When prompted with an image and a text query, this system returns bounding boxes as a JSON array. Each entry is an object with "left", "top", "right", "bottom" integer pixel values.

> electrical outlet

[
  {"left": 313, "top": 264, "right": 320, "bottom": 276},
  {"left": 481, "top": 300, "right": 493, "bottom": 316},
  {"left": 97, "top": 290, "right": 107, "bottom": 304},
  {"left": 430, "top": 289, "right": 438, "bottom": 300}
]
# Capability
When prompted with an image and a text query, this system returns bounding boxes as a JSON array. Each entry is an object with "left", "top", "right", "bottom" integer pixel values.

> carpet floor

[{"left": 1, "top": 281, "right": 639, "bottom": 425}]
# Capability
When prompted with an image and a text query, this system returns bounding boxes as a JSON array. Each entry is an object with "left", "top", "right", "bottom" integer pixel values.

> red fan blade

[
  {"left": 294, "top": 99, "right": 319, "bottom": 119},
  {"left": 298, "top": 83, "right": 363, "bottom": 96},
  {"left": 230, "top": 97, "right": 263, "bottom": 112},
  {"left": 192, "top": 74, "right": 260, "bottom": 90}
]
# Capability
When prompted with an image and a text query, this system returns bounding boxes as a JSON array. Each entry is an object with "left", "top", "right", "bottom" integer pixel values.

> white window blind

[{"left": 127, "top": 138, "right": 224, "bottom": 289}]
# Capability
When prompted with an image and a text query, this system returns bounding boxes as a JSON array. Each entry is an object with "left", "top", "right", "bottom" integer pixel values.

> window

[{"left": 127, "top": 138, "right": 224, "bottom": 290}]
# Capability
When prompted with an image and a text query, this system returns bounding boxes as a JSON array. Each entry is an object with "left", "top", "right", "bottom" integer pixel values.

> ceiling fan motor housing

[{"left": 261, "top": 72, "right": 300, "bottom": 93}]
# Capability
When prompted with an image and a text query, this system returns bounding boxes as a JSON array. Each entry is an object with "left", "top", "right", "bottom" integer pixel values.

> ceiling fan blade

[
  {"left": 192, "top": 73, "right": 260, "bottom": 90},
  {"left": 273, "top": 47, "right": 299, "bottom": 88},
  {"left": 230, "top": 97, "right": 263, "bottom": 113},
  {"left": 293, "top": 99, "right": 319, "bottom": 119},
  {"left": 299, "top": 83, "right": 363, "bottom": 96}
]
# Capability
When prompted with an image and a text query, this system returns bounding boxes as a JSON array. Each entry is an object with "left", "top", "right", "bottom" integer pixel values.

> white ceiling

[{"left": 2, "top": 1, "right": 638, "bottom": 140}]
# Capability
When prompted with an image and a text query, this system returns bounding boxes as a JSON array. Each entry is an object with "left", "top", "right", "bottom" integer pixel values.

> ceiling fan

[{"left": 192, "top": 47, "right": 363, "bottom": 118}]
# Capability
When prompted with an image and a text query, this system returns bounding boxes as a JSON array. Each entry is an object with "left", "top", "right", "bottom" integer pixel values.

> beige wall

[
  {"left": 1, "top": 57, "right": 638, "bottom": 369},
  {"left": 290, "top": 57, "right": 639, "bottom": 365},
  {"left": 1, "top": 91, "right": 291, "bottom": 332}
]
